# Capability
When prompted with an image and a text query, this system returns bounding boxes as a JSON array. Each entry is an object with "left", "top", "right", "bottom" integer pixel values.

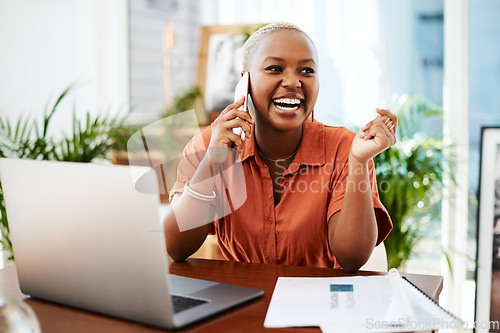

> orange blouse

[{"left": 170, "top": 120, "right": 392, "bottom": 268}]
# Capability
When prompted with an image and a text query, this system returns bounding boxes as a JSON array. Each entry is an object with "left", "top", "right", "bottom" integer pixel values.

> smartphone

[{"left": 232, "top": 72, "right": 249, "bottom": 140}]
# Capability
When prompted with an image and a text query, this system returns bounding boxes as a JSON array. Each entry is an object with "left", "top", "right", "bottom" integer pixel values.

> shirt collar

[{"left": 240, "top": 120, "right": 326, "bottom": 170}]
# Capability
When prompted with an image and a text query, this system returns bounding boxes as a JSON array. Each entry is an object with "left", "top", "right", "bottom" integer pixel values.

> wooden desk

[{"left": 0, "top": 259, "right": 443, "bottom": 332}]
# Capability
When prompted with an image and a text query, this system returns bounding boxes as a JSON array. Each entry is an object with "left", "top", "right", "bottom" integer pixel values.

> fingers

[
  {"left": 377, "top": 121, "right": 396, "bottom": 146},
  {"left": 210, "top": 122, "right": 245, "bottom": 151},
  {"left": 233, "top": 95, "right": 245, "bottom": 109},
  {"left": 359, "top": 108, "right": 397, "bottom": 148},
  {"left": 224, "top": 131, "right": 244, "bottom": 151},
  {"left": 225, "top": 118, "right": 253, "bottom": 138},
  {"left": 219, "top": 96, "right": 245, "bottom": 115},
  {"left": 376, "top": 108, "right": 397, "bottom": 133},
  {"left": 217, "top": 96, "right": 253, "bottom": 122},
  {"left": 217, "top": 111, "right": 253, "bottom": 138},
  {"left": 210, "top": 99, "right": 254, "bottom": 153},
  {"left": 383, "top": 117, "right": 394, "bottom": 130},
  {"left": 216, "top": 100, "right": 253, "bottom": 135},
  {"left": 361, "top": 122, "right": 386, "bottom": 141},
  {"left": 361, "top": 109, "right": 397, "bottom": 135},
  {"left": 218, "top": 108, "right": 254, "bottom": 125}
]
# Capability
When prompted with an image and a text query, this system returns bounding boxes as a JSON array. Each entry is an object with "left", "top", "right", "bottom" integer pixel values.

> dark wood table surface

[{"left": 0, "top": 259, "right": 443, "bottom": 332}]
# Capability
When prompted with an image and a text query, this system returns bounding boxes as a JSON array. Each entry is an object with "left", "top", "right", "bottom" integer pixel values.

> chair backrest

[{"left": 360, "top": 242, "right": 388, "bottom": 272}]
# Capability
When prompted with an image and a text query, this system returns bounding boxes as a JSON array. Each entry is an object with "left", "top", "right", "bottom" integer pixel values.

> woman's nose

[{"left": 281, "top": 71, "right": 302, "bottom": 88}]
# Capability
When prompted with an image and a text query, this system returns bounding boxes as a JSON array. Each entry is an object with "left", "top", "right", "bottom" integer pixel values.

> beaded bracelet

[{"left": 184, "top": 182, "right": 216, "bottom": 202}]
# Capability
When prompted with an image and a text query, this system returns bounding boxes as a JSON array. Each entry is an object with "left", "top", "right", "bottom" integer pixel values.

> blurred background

[{"left": 1, "top": 0, "right": 499, "bottom": 327}]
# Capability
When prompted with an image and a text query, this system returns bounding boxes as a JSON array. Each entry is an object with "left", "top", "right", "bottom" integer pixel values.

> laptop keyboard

[{"left": 171, "top": 295, "right": 209, "bottom": 314}]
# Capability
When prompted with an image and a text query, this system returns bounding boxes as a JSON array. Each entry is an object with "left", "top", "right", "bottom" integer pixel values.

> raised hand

[
  {"left": 207, "top": 96, "right": 254, "bottom": 165},
  {"left": 349, "top": 108, "right": 397, "bottom": 164}
]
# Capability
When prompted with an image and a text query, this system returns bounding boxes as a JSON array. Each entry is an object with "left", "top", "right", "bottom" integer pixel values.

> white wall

[
  {"left": 128, "top": 0, "right": 200, "bottom": 120},
  {"left": 0, "top": 0, "right": 129, "bottom": 136}
]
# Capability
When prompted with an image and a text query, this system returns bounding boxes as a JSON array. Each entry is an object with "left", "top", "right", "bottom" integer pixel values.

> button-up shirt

[{"left": 170, "top": 120, "right": 392, "bottom": 268}]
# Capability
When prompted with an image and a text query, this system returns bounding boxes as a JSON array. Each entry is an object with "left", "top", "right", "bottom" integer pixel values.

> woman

[{"left": 164, "top": 22, "right": 397, "bottom": 272}]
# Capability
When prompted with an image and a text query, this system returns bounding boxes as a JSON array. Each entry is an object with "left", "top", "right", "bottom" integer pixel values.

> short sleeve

[{"left": 327, "top": 159, "right": 392, "bottom": 246}]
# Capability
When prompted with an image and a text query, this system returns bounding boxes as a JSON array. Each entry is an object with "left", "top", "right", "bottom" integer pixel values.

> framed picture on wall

[
  {"left": 476, "top": 126, "right": 500, "bottom": 329},
  {"left": 196, "top": 24, "right": 264, "bottom": 119}
]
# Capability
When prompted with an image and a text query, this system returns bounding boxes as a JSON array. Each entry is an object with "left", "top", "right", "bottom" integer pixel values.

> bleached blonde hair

[{"left": 242, "top": 22, "right": 317, "bottom": 71}]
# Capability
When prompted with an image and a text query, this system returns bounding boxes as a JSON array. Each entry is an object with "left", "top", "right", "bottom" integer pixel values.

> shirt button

[
  {"left": 267, "top": 219, "right": 273, "bottom": 224},
  {"left": 267, "top": 258, "right": 274, "bottom": 264}
]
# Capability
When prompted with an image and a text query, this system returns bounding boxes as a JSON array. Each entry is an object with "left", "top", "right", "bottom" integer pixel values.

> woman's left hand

[{"left": 349, "top": 108, "right": 397, "bottom": 164}]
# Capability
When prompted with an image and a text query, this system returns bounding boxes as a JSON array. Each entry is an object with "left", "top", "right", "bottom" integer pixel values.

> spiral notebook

[{"left": 264, "top": 269, "right": 462, "bottom": 332}]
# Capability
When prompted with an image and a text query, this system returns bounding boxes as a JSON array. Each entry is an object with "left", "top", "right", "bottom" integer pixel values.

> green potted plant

[
  {"left": 0, "top": 85, "right": 128, "bottom": 262},
  {"left": 374, "top": 94, "right": 454, "bottom": 269}
]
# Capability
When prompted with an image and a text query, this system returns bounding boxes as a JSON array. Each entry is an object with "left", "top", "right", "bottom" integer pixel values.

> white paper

[{"left": 264, "top": 272, "right": 463, "bottom": 332}]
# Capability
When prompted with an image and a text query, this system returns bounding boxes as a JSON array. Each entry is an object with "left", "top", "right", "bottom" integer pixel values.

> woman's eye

[
  {"left": 300, "top": 67, "right": 315, "bottom": 74},
  {"left": 265, "top": 65, "right": 282, "bottom": 72}
]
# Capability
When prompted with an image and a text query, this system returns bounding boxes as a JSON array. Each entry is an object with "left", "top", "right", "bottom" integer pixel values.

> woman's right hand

[{"left": 207, "top": 96, "right": 254, "bottom": 165}]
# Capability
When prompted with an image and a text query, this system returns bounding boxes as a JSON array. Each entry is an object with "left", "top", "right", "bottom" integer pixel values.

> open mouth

[{"left": 273, "top": 98, "right": 302, "bottom": 112}]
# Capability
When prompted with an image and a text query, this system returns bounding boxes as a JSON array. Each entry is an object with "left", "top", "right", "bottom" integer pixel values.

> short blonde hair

[{"left": 242, "top": 22, "right": 317, "bottom": 71}]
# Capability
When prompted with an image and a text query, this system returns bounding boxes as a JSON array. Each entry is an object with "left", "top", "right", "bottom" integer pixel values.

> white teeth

[
  {"left": 273, "top": 97, "right": 301, "bottom": 112},
  {"left": 274, "top": 98, "right": 301, "bottom": 105},
  {"left": 275, "top": 104, "right": 299, "bottom": 111}
]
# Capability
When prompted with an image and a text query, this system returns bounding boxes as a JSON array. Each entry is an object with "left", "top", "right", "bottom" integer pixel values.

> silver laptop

[{"left": 0, "top": 158, "right": 263, "bottom": 329}]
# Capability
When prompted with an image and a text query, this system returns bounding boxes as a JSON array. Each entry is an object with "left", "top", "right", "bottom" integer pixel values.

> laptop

[{"left": 0, "top": 158, "right": 263, "bottom": 329}]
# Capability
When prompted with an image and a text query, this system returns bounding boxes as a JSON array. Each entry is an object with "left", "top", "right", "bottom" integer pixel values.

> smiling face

[{"left": 247, "top": 30, "right": 319, "bottom": 132}]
